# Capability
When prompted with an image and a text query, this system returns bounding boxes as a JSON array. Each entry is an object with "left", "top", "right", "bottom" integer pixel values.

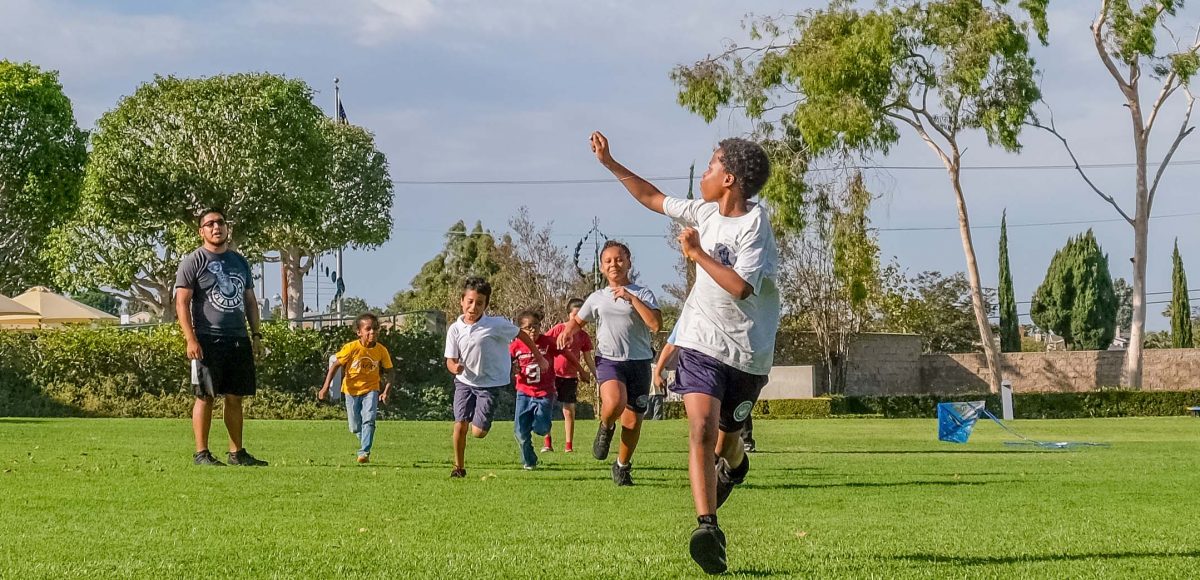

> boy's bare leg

[
  {"left": 223, "top": 395, "right": 244, "bottom": 452},
  {"left": 452, "top": 420, "right": 469, "bottom": 468},
  {"left": 683, "top": 393, "right": 721, "bottom": 516},
  {"left": 716, "top": 428, "right": 746, "bottom": 469},
  {"left": 616, "top": 408, "right": 643, "bottom": 464},
  {"left": 470, "top": 425, "right": 489, "bottom": 438},
  {"left": 193, "top": 397, "right": 213, "bottom": 453},
  {"left": 563, "top": 403, "right": 576, "bottom": 446}
]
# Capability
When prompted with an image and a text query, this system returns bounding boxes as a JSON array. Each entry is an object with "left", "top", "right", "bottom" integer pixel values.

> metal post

[{"left": 1001, "top": 379, "right": 1014, "bottom": 421}]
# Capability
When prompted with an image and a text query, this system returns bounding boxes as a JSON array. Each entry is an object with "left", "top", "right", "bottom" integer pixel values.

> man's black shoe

[
  {"left": 227, "top": 449, "right": 268, "bottom": 467},
  {"left": 689, "top": 523, "right": 728, "bottom": 575},
  {"left": 611, "top": 461, "right": 634, "bottom": 486},
  {"left": 193, "top": 450, "right": 225, "bottom": 466},
  {"left": 593, "top": 423, "right": 616, "bottom": 460},
  {"left": 716, "top": 455, "right": 749, "bottom": 509}
]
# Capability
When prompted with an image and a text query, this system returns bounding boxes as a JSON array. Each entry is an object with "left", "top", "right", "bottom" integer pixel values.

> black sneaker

[
  {"left": 227, "top": 449, "right": 268, "bottom": 467},
  {"left": 716, "top": 455, "right": 749, "bottom": 509},
  {"left": 593, "top": 423, "right": 616, "bottom": 460},
  {"left": 193, "top": 450, "right": 225, "bottom": 466},
  {"left": 743, "top": 439, "right": 757, "bottom": 453},
  {"left": 450, "top": 467, "right": 467, "bottom": 478},
  {"left": 689, "top": 523, "right": 728, "bottom": 575},
  {"left": 611, "top": 461, "right": 633, "bottom": 486}
]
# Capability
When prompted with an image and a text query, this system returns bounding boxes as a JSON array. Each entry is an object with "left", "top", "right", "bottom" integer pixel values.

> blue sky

[{"left": 2, "top": 0, "right": 1198, "bottom": 330}]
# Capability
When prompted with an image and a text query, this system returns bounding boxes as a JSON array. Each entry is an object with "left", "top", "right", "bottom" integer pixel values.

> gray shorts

[{"left": 453, "top": 380, "right": 499, "bottom": 432}]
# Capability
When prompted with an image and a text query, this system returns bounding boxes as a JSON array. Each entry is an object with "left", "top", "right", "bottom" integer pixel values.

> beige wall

[{"left": 919, "top": 349, "right": 1200, "bottom": 393}]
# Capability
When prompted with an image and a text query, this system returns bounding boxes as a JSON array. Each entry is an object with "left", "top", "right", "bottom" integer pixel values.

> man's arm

[
  {"left": 244, "top": 288, "right": 263, "bottom": 357},
  {"left": 446, "top": 357, "right": 464, "bottom": 375},
  {"left": 591, "top": 131, "right": 666, "bottom": 214},
  {"left": 175, "top": 288, "right": 203, "bottom": 360}
]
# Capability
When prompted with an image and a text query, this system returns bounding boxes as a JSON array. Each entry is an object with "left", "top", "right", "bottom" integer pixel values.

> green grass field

[{"left": 1, "top": 416, "right": 1198, "bottom": 578}]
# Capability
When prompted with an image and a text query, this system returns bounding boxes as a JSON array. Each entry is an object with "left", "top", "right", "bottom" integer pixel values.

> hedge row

[
  {"left": 0, "top": 323, "right": 453, "bottom": 419},
  {"left": 831, "top": 390, "right": 1200, "bottom": 419},
  {"left": 660, "top": 390, "right": 1200, "bottom": 422},
  {"left": 663, "top": 397, "right": 832, "bottom": 420}
]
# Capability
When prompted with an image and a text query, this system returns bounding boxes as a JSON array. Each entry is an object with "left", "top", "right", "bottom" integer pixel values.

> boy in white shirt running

[
  {"left": 590, "top": 131, "right": 779, "bottom": 575},
  {"left": 445, "top": 277, "right": 548, "bottom": 478}
]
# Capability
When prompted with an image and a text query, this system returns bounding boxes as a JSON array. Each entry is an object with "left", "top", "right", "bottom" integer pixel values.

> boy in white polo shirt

[
  {"left": 445, "top": 277, "right": 548, "bottom": 479},
  {"left": 589, "top": 131, "right": 779, "bottom": 575}
]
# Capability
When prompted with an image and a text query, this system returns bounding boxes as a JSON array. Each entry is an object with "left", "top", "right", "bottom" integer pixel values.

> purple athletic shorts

[
  {"left": 595, "top": 356, "right": 652, "bottom": 413},
  {"left": 671, "top": 347, "right": 768, "bottom": 432}
]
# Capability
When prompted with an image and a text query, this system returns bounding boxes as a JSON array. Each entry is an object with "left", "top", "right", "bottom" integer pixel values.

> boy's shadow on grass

[
  {"left": 805, "top": 449, "right": 1045, "bottom": 455},
  {"left": 742, "top": 479, "right": 1019, "bottom": 491},
  {"left": 726, "top": 568, "right": 786, "bottom": 577},
  {"left": 0, "top": 418, "right": 54, "bottom": 424},
  {"left": 891, "top": 550, "right": 1200, "bottom": 566}
]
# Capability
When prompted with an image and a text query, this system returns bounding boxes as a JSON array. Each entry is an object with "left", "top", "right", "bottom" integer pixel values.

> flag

[{"left": 337, "top": 99, "right": 348, "bottom": 124}]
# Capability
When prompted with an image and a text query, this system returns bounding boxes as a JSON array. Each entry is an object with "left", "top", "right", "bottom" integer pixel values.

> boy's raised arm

[{"left": 591, "top": 131, "right": 665, "bottom": 215}]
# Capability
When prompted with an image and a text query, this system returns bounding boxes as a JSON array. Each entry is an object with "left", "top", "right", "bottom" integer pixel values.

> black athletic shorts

[
  {"left": 193, "top": 335, "right": 257, "bottom": 398},
  {"left": 555, "top": 377, "right": 579, "bottom": 404}
]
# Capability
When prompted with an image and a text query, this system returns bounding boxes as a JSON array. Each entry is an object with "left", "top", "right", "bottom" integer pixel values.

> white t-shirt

[
  {"left": 663, "top": 197, "right": 781, "bottom": 375},
  {"left": 444, "top": 314, "right": 520, "bottom": 388},
  {"left": 577, "top": 284, "right": 660, "bottom": 361}
]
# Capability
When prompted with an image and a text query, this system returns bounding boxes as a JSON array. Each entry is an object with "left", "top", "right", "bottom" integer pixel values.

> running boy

[
  {"left": 590, "top": 131, "right": 779, "bottom": 574},
  {"left": 319, "top": 313, "right": 393, "bottom": 464},
  {"left": 556, "top": 240, "right": 662, "bottom": 486},
  {"left": 445, "top": 277, "right": 548, "bottom": 478},
  {"left": 510, "top": 310, "right": 560, "bottom": 469},
  {"left": 544, "top": 298, "right": 595, "bottom": 452}
]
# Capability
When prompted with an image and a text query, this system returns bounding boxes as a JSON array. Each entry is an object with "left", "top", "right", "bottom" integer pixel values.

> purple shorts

[
  {"left": 595, "top": 356, "right": 652, "bottom": 413},
  {"left": 671, "top": 347, "right": 768, "bottom": 432},
  {"left": 453, "top": 380, "right": 499, "bottom": 432}
]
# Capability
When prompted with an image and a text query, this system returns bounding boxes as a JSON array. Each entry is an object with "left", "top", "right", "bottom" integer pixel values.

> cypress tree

[
  {"left": 1030, "top": 230, "right": 1117, "bottom": 350},
  {"left": 998, "top": 210, "right": 1020, "bottom": 351},
  {"left": 1171, "top": 239, "right": 1193, "bottom": 348}
]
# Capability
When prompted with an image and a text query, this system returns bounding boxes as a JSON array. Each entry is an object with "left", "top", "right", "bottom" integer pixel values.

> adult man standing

[{"left": 176, "top": 209, "right": 268, "bottom": 467}]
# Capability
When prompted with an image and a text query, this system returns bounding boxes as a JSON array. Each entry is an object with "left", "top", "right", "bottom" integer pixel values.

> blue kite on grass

[{"left": 936, "top": 401, "right": 1109, "bottom": 449}]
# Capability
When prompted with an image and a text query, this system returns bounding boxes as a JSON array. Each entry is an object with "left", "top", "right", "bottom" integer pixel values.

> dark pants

[{"left": 644, "top": 394, "right": 665, "bottom": 420}]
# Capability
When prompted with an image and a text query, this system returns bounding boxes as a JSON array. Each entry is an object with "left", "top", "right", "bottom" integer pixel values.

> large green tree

[
  {"left": 672, "top": 0, "right": 1048, "bottom": 392},
  {"left": 1029, "top": 230, "right": 1118, "bottom": 350},
  {"left": 47, "top": 74, "right": 390, "bottom": 320},
  {"left": 1113, "top": 277, "right": 1133, "bottom": 335},
  {"left": 279, "top": 118, "right": 393, "bottom": 320},
  {"left": 1170, "top": 239, "right": 1193, "bottom": 348},
  {"left": 998, "top": 210, "right": 1020, "bottom": 352},
  {"left": 1035, "top": 1, "right": 1199, "bottom": 386},
  {"left": 0, "top": 61, "right": 87, "bottom": 294}
]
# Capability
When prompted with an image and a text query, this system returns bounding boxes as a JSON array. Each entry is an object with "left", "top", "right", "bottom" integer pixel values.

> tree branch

[
  {"left": 1148, "top": 89, "right": 1196, "bottom": 211},
  {"left": 1092, "top": 0, "right": 1134, "bottom": 95},
  {"left": 1030, "top": 107, "right": 1134, "bottom": 224}
]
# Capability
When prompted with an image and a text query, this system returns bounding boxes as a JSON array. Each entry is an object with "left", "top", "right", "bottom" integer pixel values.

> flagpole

[{"left": 334, "top": 77, "right": 345, "bottom": 324}]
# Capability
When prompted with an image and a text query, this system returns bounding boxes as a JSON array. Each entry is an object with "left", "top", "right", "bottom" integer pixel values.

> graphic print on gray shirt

[{"left": 175, "top": 247, "right": 253, "bottom": 337}]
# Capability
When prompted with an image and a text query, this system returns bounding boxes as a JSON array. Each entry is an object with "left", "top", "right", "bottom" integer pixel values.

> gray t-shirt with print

[
  {"left": 577, "top": 284, "right": 660, "bottom": 361},
  {"left": 175, "top": 247, "right": 253, "bottom": 338}
]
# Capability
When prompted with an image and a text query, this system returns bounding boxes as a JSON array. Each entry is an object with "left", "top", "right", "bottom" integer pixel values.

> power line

[
  {"left": 878, "top": 211, "right": 1200, "bottom": 232},
  {"left": 391, "top": 158, "right": 1200, "bottom": 186}
]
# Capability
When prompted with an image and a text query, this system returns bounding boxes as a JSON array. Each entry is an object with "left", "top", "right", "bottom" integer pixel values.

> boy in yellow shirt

[{"left": 319, "top": 313, "right": 394, "bottom": 464}]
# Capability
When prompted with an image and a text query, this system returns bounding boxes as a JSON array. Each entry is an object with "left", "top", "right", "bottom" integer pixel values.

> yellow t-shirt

[{"left": 335, "top": 341, "right": 393, "bottom": 396}]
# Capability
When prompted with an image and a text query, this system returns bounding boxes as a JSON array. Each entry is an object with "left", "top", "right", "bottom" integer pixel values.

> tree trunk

[
  {"left": 950, "top": 165, "right": 1003, "bottom": 393},
  {"left": 281, "top": 247, "right": 305, "bottom": 324},
  {"left": 1124, "top": 145, "right": 1149, "bottom": 387}
]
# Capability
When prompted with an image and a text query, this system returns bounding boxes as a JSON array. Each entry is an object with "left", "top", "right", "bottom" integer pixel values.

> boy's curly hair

[{"left": 717, "top": 138, "right": 771, "bottom": 199}]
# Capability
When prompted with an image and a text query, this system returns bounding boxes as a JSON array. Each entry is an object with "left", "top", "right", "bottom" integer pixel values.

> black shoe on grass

[
  {"left": 689, "top": 523, "right": 728, "bottom": 575},
  {"left": 716, "top": 455, "right": 749, "bottom": 509},
  {"left": 227, "top": 449, "right": 268, "bottom": 467},
  {"left": 450, "top": 467, "right": 467, "bottom": 478},
  {"left": 193, "top": 450, "right": 225, "bottom": 466},
  {"left": 592, "top": 423, "right": 616, "bottom": 460},
  {"left": 611, "top": 461, "right": 634, "bottom": 486}
]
